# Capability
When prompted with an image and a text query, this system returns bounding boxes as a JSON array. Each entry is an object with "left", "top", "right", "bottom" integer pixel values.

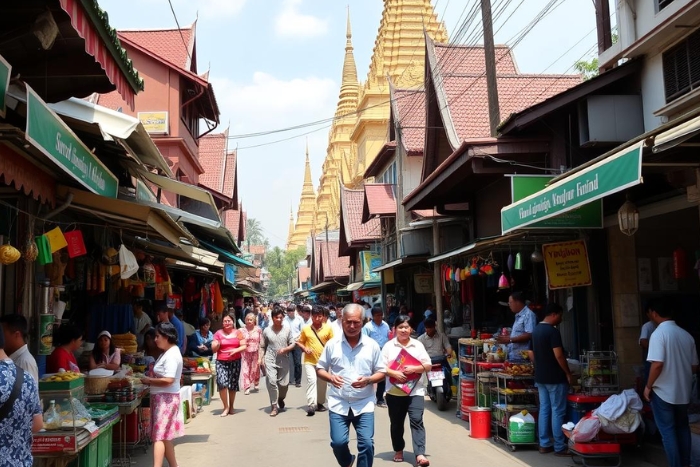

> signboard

[
  {"left": 136, "top": 179, "right": 157, "bottom": 202},
  {"left": 542, "top": 240, "right": 592, "bottom": 289},
  {"left": 224, "top": 263, "right": 237, "bottom": 286},
  {"left": 510, "top": 176, "right": 603, "bottom": 229},
  {"left": 138, "top": 111, "right": 169, "bottom": 134},
  {"left": 501, "top": 143, "right": 643, "bottom": 234},
  {"left": 414, "top": 274, "right": 433, "bottom": 294},
  {"left": 25, "top": 86, "right": 118, "bottom": 198},
  {"left": 0, "top": 54, "right": 11, "bottom": 118},
  {"left": 360, "top": 250, "right": 382, "bottom": 282}
]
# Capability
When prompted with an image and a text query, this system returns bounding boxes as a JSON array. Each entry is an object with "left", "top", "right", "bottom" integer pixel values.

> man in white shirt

[
  {"left": 284, "top": 304, "right": 304, "bottom": 387},
  {"left": 0, "top": 314, "right": 39, "bottom": 382},
  {"left": 644, "top": 298, "right": 699, "bottom": 467},
  {"left": 317, "top": 304, "right": 386, "bottom": 467}
]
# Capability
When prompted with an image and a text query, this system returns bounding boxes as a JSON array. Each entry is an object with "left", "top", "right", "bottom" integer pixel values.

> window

[
  {"left": 378, "top": 161, "right": 397, "bottom": 185},
  {"left": 657, "top": 0, "right": 675, "bottom": 12},
  {"left": 663, "top": 28, "right": 700, "bottom": 103}
]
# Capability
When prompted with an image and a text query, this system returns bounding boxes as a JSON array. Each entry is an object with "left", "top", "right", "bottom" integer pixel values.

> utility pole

[{"left": 481, "top": 0, "right": 500, "bottom": 137}]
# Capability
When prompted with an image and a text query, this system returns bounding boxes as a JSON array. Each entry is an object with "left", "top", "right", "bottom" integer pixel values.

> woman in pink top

[
  {"left": 240, "top": 312, "right": 263, "bottom": 395},
  {"left": 211, "top": 313, "right": 247, "bottom": 416}
]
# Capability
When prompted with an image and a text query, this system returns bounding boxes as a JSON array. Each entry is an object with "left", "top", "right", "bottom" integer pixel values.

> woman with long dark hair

[
  {"left": 46, "top": 324, "right": 82, "bottom": 373},
  {"left": 381, "top": 314, "right": 432, "bottom": 466}
]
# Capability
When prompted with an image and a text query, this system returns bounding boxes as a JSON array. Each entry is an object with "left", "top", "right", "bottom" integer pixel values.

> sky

[{"left": 98, "top": 0, "right": 610, "bottom": 247}]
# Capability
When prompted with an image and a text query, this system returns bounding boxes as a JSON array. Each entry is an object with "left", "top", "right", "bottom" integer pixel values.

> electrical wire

[{"left": 167, "top": 0, "right": 193, "bottom": 66}]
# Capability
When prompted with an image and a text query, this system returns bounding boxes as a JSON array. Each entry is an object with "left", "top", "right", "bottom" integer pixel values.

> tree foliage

[
  {"left": 245, "top": 217, "right": 265, "bottom": 251},
  {"left": 265, "top": 246, "right": 307, "bottom": 298},
  {"left": 574, "top": 57, "right": 600, "bottom": 80}
]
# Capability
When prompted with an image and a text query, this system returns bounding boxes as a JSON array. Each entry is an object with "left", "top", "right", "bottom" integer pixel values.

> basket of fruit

[
  {"left": 39, "top": 371, "right": 84, "bottom": 390},
  {"left": 504, "top": 361, "right": 534, "bottom": 376}
]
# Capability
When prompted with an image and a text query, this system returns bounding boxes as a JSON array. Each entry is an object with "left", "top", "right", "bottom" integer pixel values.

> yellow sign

[
  {"left": 542, "top": 240, "right": 592, "bottom": 289},
  {"left": 138, "top": 111, "right": 169, "bottom": 134}
]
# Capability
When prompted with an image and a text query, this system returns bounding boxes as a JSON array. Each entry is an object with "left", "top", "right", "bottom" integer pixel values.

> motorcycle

[{"left": 427, "top": 355, "right": 452, "bottom": 411}]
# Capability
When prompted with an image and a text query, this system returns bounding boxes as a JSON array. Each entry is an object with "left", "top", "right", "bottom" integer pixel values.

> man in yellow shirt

[{"left": 297, "top": 306, "right": 334, "bottom": 416}]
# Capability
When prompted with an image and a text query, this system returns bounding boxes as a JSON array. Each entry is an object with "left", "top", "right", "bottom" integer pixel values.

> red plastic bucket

[
  {"left": 468, "top": 407, "right": 491, "bottom": 439},
  {"left": 461, "top": 378, "right": 476, "bottom": 408}
]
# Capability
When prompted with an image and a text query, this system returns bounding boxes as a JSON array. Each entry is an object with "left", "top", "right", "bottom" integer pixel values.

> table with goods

[
  {"left": 33, "top": 372, "right": 121, "bottom": 467},
  {"left": 457, "top": 337, "right": 505, "bottom": 421},
  {"left": 182, "top": 357, "right": 214, "bottom": 412}
]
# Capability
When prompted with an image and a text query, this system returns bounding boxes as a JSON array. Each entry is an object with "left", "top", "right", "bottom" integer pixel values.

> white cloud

[{"left": 274, "top": 0, "right": 329, "bottom": 39}]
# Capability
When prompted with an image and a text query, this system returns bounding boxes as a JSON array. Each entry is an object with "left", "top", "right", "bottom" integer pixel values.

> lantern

[
  {"left": 618, "top": 199, "right": 639, "bottom": 236},
  {"left": 515, "top": 252, "right": 524, "bottom": 270},
  {"left": 498, "top": 273, "right": 510, "bottom": 289},
  {"left": 674, "top": 248, "right": 687, "bottom": 279},
  {"left": 507, "top": 253, "right": 514, "bottom": 272}
]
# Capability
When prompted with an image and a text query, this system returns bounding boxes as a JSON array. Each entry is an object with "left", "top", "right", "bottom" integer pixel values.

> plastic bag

[
  {"left": 43, "top": 400, "right": 61, "bottom": 430},
  {"left": 598, "top": 408, "right": 642, "bottom": 434},
  {"left": 119, "top": 245, "right": 139, "bottom": 280},
  {"left": 570, "top": 414, "right": 601, "bottom": 442}
]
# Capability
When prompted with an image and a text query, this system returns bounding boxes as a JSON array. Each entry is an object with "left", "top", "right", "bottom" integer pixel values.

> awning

[
  {"left": 344, "top": 282, "right": 364, "bottom": 292},
  {"left": 130, "top": 237, "right": 221, "bottom": 268},
  {"left": 48, "top": 97, "right": 173, "bottom": 176},
  {"left": 653, "top": 115, "right": 700, "bottom": 153},
  {"left": 199, "top": 240, "right": 254, "bottom": 268},
  {"left": 57, "top": 185, "right": 192, "bottom": 246},
  {"left": 137, "top": 170, "right": 218, "bottom": 217},
  {"left": 500, "top": 142, "right": 644, "bottom": 234},
  {"left": 362, "top": 184, "right": 397, "bottom": 224},
  {"left": 372, "top": 256, "right": 428, "bottom": 273},
  {"left": 428, "top": 234, "right": 525, "bottom": 263},
  {"left": 165, "top": 258, "right": 222, "bottom": 276},
  {"left": 309, "top": 282, "right": 336, "bottom": 292}
]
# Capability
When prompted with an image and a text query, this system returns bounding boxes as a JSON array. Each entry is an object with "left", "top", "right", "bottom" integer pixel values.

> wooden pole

[{"left": 480, "top": 0, "right": 500, "bottom": 137}]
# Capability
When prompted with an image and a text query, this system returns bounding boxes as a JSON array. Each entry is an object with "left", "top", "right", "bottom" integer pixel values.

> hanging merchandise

[
  {"left": 64, "top": 230, "right": 87, "bottom": 258},
  {"left": 673, "top": 248, "right": 687, "bottom": 279},
  {"left": 515, "top": 252, "right": 524, "bottom": 270},
  {"left": 212, "top": 281, "right": 224, "bottom": 314},
  {"left": 44, "top": 226, "right": 68, "bottom": 253},
  {"left": 118, "top": 245, "right": 139, "bottom": 279},
  {"left": 142, "top": 259, "right": 156, "bottom": 286},
  {"left": 507, "top": 253, "right": 515, "bottom": 273},
  {"left": 498, "top": 273, "right": 510, "bottom": 289},
  {"left": 35, "top": 235, "right": 53, "bottom": 265},
  {"left": 0, "top": 243, "right": 21, "bottom": 265}
]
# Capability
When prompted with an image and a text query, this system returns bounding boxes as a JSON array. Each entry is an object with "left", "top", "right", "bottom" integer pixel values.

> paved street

[{"left": 128, "top": 377, "right": 665, "bottom": 467}]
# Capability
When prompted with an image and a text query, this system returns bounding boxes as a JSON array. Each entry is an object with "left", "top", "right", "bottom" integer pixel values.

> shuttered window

[{"left": 663, "top": 28, "right": 700, "bottom": 103}]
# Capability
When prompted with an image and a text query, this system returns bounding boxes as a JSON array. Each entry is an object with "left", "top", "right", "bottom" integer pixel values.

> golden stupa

[{"left": 287, "top": 145, "right": 317, "bottom": 250}]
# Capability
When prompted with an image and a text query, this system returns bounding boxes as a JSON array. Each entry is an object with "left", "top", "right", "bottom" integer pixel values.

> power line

[{"left": 166, "top": 0, "right": 193, "bottom": 65}]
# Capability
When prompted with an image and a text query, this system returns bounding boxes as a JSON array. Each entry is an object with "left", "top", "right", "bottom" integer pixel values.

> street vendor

[
  {"left": 89, "top": 330, "right": 122, "bottom": 371},
  {"left": 497, "top": 291, "right": 537, "bottom": 361},
  {"left": 46, "top": 323, "right": 82, "bottom": 373}
]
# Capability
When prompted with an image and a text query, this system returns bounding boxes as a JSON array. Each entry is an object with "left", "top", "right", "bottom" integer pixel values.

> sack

[
  {"left": 598, "top": 408, "right": 641, "bottom": 435},
  {"left": 570, "top": 414, "right": 601, "bottom": 442},
  {"left": 119, "top": 245, "right": 139, "bottom": 279},
  {"left": 509, "top": 410, "right": 536, "bottom": 443}
]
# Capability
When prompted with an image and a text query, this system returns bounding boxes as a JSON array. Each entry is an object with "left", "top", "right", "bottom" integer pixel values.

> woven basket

[{"left": 85, "top": 375, "right": 111, "bottom": 395}]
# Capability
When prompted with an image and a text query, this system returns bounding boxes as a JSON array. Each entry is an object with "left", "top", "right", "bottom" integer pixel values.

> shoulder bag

[{"left": 0, "top": 366, "right": 24, "bottom": 422}]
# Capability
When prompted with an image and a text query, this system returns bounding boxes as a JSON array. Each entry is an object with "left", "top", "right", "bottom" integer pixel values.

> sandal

[
  {"left": 219, "top": 408, "right": 229, "bottom": 417},
  {"left": 244, "top": 389, "right": 250, "bottom": 395},
  {"left": 269, "top": 407, "right": 279, "bottom": 417},
  {"left": 415, "top": 456, "right": 430, "bottom": 467},
  {"left": 393, "top": 451, "right": 404, "bottom": 462}
]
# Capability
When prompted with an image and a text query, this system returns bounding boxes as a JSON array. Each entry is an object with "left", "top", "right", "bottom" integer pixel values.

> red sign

[{"left": 32, "top": 434, "right": 78, "bottom": 453}]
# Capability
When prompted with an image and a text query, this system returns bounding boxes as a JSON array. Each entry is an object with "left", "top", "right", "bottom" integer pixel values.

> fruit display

[
  {"left": 41, "top": 371, "right": 82, "bottom": 382},
  {"left": 504, "top": 361, "right": 533, "bottom": 375},
  {"left": 183, "top": 357, "right": 212, "bottom": 373}
]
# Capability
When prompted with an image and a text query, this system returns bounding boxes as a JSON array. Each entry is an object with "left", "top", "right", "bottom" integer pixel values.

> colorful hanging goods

[
  {"left": 119, "top": 245, "right": 139, "bottom": 279},
  {"left": 64, "top": 230, "right": 87, "bottom": 258},
  {"left": 35, "top": 235, "right": 53, "bottom": 265},
  {"left": 44, "top": 227, "right": 68, "bottom": 253},
  {"left": 142, "top": 259, "right": 156, "bottom": 286},
  {"left": 673, "top": 248, "right": 687, "bottom": 279},
  {"left": 498, "top": 273, "right": 510, "bottom": 289},
  {"left": 515, "top": 252, "right": 524, "bottom": 270},
  {"left": 0, "top": 243, "right": 21, "bottom": 265},
  {"left": 507, "top": 253, "right": 515, "bottom": 273}
]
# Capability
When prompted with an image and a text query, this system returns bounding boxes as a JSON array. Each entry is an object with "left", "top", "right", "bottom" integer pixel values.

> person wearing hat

[{"left": 90, "top": 331, "right": 121, "bottom": 371}]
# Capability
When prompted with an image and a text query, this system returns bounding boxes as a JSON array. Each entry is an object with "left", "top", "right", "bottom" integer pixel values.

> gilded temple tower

[{"left": 287, "top": 145, "right": 317, "bottom": 250}]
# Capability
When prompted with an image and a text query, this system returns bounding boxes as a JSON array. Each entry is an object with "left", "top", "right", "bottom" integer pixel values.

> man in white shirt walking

[
  {"left": 0, "top": 314, "right": 39, "bottom": 382},
  {"left": 284, "top": 304, "right": 304, "bottom": 387},
  {"left": 317, "top": 304, "right": 387, "bottom": 467},
  {"left": 644, "top": 298, "right": 699, "bottom": 467}
]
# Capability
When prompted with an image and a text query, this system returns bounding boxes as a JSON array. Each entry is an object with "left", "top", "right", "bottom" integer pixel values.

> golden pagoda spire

[
  {"left": 286, "top": 206, "right": 295, "bottom": 250},
  {"left": 288, "top": 143, "right": 317, "bottom": 250},
  {"left": 336, "top": 7, "right": 359, "bottom": 118},
  {"left": 348, "top": 0, "right": 448, "bottom": 186}
]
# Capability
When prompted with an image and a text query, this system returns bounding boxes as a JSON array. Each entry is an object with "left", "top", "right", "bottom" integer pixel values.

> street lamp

[{"left": 618, "top": 197, "right": 639, "bottom": 236}]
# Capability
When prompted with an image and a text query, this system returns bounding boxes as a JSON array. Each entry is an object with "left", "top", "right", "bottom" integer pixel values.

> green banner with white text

[
  {"left": 501, "top": 143, "right": 643, "bottom": 234},
  {"left": 0, "top": 54, "right": 10, "bottom": 118},
  {"left": 25, "top": 85, "right": 118, "bottom": 198}
]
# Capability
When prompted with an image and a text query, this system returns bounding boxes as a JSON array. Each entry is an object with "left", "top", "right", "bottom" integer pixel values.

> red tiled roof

[
  {"left": 432, "top": 42, "right": 582, "bottom": 142},
  {"left": 362, "top": 184, "right": 396, "bottom": 224},
  {"left": 393, "top": 89, "right": 425, "bottom": 155},
  {"left": 319, "top": 240, "right": 350, "bottom": 280},
  {"left": 224, "top": 204, "right": 245, "bottom": 244},
  {"left": 340, "top": 185, "right": 381, "bottom": 246},
  {"left": 119, "top": 26, "right": 194, "bottom": 72},
  {"left": 198, "top": 132, "right": 228, "bottom": 192},
  {"left": 95, "top": 90, "right": 125, "bottom": 111}
]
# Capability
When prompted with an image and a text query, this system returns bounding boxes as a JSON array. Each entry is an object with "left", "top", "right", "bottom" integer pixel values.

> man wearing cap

[{"left": 362, "top": 306, "right": 390, "bottom": 407}]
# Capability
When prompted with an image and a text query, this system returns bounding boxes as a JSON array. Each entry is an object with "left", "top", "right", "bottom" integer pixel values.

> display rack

[
  {"left": 492, "top": 372, "right": 538, "bottom": 452},
  {"left": 580, "top": 351, "right": 619, "bottom": 396}
]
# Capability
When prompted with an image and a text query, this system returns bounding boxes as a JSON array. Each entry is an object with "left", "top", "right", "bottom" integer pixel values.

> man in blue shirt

[
  {"left": 362, "top": 306, "right": 390, "bottom": 407},
  {"left": 167, "top": 307, "right": 186, "bottom": 355},
  {"left": 497, "top": 291, "right": 537, "bottom": 361}
]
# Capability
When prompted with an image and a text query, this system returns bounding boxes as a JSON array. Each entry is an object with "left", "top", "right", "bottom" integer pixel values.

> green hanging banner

[{"left": 0, "top": 54, "right": 10, "bottom": 118}]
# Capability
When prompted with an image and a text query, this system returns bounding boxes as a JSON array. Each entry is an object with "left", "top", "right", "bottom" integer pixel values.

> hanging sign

[
  {"left": 414, "top": 274, "right": 433, "bottom": 294},
  {"left": 541, "top": 240, "right": 592, "bottom": 289},
  {"left": 360, "top": 250, "right": 382, "bottom": 282},
  {"left": 0, "top": 54, "right": 11, "bottom": 118},
  {"left": 224, "top": 263, "right": 237, "bottom": 285},
  {"left": 509, "top": 175, "right": 603, "bottom": 230},
  {"left": 138, "top": 111, "right": 169, "bottom": 134},
  {"left": 25, "top": 86, "right": 118, "bottom": 198},
  {"left": 501, "top": 143, "right": 643, "bottom": 234}
]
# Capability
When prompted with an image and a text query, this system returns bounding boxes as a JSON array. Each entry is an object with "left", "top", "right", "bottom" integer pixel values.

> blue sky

[{"left": 98, "top": 0, "right": 607, "bottom": 247}]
